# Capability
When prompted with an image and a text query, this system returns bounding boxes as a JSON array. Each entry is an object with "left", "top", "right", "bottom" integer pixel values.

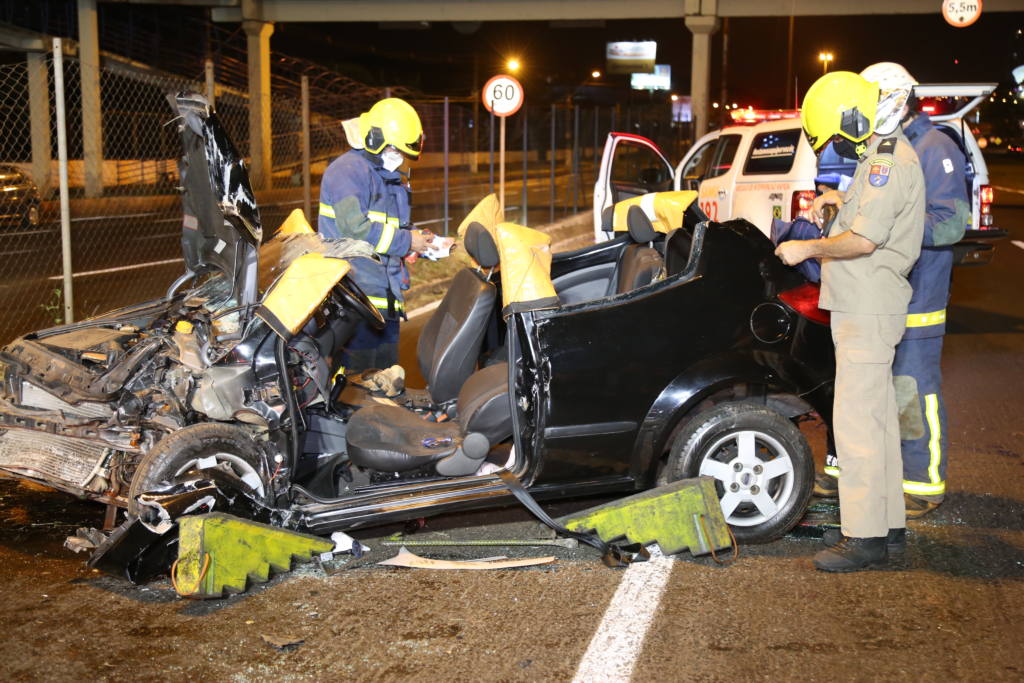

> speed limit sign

[{"left": 482, "top": 74, "right": 524, "bottom": 117}]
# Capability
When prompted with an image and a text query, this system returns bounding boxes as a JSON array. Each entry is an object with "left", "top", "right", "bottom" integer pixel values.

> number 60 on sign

[{"left": 482, "top": 74, "right": 524, "bottom": 117}]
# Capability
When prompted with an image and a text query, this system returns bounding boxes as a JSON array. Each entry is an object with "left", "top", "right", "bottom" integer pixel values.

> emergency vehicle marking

[
  {"left": 699, "top": 200, "right": 718, "bottom": 220},
  {"left": 736, "top": 182, "right": 791, "bottom": 192}
]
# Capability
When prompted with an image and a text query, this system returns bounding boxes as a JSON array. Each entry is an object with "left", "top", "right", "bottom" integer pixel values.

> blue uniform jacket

[
  {"left": 902, "top": 113, "right": 970, "bottom": 339},
  {"left": 318, "top": 149, "right": 413, "bottom": 318}
]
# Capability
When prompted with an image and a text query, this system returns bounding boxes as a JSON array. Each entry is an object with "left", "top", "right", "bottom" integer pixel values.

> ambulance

[{"left": 594, "top": 84, "right": 1004, "bottom": 263}]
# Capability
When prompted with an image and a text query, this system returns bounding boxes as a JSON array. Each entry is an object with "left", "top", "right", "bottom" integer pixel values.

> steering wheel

[{"left": 335, "top": 276, "right": 386, "bottom": 330}]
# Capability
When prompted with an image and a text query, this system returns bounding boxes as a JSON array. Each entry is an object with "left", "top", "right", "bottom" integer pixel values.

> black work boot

[
  {"left": 823, "top": 528, "right": 906, "bottom": 560},
  {"left": 813, "top": 536, "right": 888, "bottom": 572},
  {"left": 813, "top": 472, "right": 839, "bottom": 498}
]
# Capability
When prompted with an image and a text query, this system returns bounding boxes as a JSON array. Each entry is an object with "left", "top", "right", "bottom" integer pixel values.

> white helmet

[{"left": 860, "top": 62, "right": 918, "bottom": 136}]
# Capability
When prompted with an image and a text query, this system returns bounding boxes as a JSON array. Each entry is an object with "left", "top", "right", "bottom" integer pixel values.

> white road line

[
  {"left": 1012, "top": 240, "right": 1024, "bottom": 251},
  {"left": 572, "top": 547, "right": 673, "bottom": 683},
  {"left": 46, "top": 257, "right": 183, "bottom": 280}
]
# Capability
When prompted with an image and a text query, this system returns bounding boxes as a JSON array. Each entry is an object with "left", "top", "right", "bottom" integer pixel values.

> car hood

[{"left": 170, "top": 92, "right": 261, "bottom": 304}]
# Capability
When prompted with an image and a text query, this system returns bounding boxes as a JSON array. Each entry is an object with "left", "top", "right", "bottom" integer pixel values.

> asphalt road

[{"left": 0, "top": 159, "right": 1022, "bottom": 680}]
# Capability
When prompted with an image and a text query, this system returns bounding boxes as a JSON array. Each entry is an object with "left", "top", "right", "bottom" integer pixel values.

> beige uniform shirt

[{"left": 819, "top": 131, "right": 925, "bottom": 314}]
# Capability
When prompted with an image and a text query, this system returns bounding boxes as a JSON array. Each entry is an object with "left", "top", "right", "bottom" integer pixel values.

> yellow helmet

[
  {"left": 800, "top": 71, "right": 879, "bottom": 157},
  {"left": 358, "top": 98, "right": 424, "bottom": 157}
]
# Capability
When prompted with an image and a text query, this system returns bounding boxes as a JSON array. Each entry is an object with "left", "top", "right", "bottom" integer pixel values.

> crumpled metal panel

[{"left": 0, "top": 430, "right": 108, "bottom": 490}]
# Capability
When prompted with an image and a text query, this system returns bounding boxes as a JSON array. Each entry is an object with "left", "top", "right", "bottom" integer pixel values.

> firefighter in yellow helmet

[
  {"left": 775, "top": 71, "right": 925, "bottom": 572},
  {"left": 318, "top": 98, "right": 432, "bottom": 373}
]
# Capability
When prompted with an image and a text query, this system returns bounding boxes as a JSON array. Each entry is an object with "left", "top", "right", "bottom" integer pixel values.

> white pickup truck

[{"left": 593, "top": 84, "right": 1005, "bottom": 264}]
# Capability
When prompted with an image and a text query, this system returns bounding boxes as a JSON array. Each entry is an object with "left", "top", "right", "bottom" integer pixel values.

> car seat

[
  {"left": 604, "top": 205, "right": 665, "bottom": 295},
  {"left": 414, "top": 221, "right": 500, "bottom": 405}
]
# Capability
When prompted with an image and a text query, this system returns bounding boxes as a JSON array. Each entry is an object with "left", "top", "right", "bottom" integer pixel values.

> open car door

[
  {"left": 914, "top": 83, "right": 997, "bottom": 122},
  {"left": 593, "top": 133, "right": 674, "bottom": 242}
]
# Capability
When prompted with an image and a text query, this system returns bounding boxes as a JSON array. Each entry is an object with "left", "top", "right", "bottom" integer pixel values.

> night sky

[
  {"left": 2, "top": 2, "right": 1022, "bottom": 106},
  {"left": 272, "top": 11, "right": 1024, "bottom": 106}
]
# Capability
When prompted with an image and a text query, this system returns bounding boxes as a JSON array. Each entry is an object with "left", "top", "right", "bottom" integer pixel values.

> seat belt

[{"left": 497, "top": 470, "right": 649, "bottom": 568}]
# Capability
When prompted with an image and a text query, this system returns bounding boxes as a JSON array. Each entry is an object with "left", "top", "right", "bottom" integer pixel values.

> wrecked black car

[{"left": 0, "top": 92, "right": 835, "bottom": 566}]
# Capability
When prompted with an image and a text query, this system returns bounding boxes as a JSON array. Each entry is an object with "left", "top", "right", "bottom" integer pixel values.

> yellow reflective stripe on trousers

[
  {"left": 318, "top": 202, "right": 336, "bottom": 218},
  {"left": 823, "top": 466, "right": 840, "bottom": 477},
  {"left": 903, "top": 393, "right": 946, "bottom": 496},
  {"left": 906, "top": 309, "right": 946, "bottom": 328},
  {"left": 366, "top": 295, "right": 404, "bottom": 312}
]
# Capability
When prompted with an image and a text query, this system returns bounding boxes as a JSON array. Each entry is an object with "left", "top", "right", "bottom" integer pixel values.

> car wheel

[
  {"left": 22, "top": 203, "right": 39, "bottom": 228},
  {"left": 662, "top": 402, "right": 813, "bottom": 544},
  {"left": 127, "top": 423, "right": 268, "bottom": 516}
]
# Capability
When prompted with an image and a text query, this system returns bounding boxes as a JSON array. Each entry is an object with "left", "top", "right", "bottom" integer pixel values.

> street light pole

[{"left": 818, "top": 51, "right": 834, "bottom": 75}]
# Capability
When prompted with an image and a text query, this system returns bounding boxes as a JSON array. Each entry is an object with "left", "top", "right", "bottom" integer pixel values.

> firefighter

[
  {"left": 776, "top": 71, "right": 925, "bottom": 571},
  {"left": 813, "top": 63, "right": 969, "bottom": 518},
  {"left": 318, "top": 98, "right": 431, "bottom": 373}
]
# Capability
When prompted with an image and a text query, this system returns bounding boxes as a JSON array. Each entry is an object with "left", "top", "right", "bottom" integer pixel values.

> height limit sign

[{"left": 482, "top": 74, "right": 524, "bottom": 213}]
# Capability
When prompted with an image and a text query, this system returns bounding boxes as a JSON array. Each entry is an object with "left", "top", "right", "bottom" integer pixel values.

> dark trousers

[
  {"left": 893, "top": 334, "right": 947, "bottom": 500},
  {"left": 344, "top": 318, "right": 400, "bottom": 374}
]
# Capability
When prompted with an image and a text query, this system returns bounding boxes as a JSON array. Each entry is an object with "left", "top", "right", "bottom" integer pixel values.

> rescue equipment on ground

[
  {"left": 561, "top": 477, "right": 734, "bottom": 559},
  {"left": 172, "top": 513, "right": 335, "bottom": 599}
]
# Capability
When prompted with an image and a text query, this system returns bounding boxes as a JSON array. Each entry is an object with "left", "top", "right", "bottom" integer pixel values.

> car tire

[
  {"left": 127, "top": 422, "right": 268, "bottom": 516},
  {"left": 662, "top": 402, "right": 813, "bottom": 544}
]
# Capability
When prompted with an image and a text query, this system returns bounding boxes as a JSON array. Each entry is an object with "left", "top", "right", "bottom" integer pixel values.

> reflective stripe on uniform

[
  {"left": 375, "top": 223, "right": 396, "bottom": 253},
  {"left": 319, "top": 202, "right": 336, "bottom": 219},
  {"left": 906, "top": 309, "right": 946, "bottom": 328},
  {"left": 366, "top": 295, "right": 404, "bottom": 312},
  {"left": 903, "top": 393, "right": 946, "bottom": 495},
  {"left": 366, "top": 210, "right": 398, "bottom": 252},
  {"left": 903, "top": 479, "right": 946, "bottom": 495},
  {"left": 903, "top": 393, "right": 946, "bottom": 496},
  {"left": 824, "top": 465, "right": 841, "bottom": 477}
]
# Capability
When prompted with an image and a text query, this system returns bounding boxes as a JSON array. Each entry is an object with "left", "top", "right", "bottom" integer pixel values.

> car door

[
  {"left": 673, "top": 132, "right": 720, "bottom": 191},
  {"left": 694, "top": 133, "right": 743, "bottom": 223},
  {"left": 593, "top": 133, "right": 674, "bottom": 241},
  {"left": 731, "top": 126, "right": 809, "bottom": 232},
  {"left": 914, "top": 83, "right": 999, "bottom": 237}
]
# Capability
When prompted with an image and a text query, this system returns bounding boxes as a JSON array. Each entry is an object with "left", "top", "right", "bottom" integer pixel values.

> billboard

[
  {"left": 606, "top": 41, "right": 657, "bottom": 74},
  {"left": 631, "top": 64, "right": 671, "bottom": 91}
]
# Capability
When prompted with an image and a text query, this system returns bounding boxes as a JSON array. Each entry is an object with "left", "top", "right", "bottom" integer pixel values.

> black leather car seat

[
  {"left": 606, "top": 204, "right": 664, "bottom": 295},
  {"left": 416, "top": 221, "right": 499, "bottom": 405}
]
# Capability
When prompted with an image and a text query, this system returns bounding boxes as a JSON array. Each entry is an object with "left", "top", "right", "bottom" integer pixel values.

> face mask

[
  {"left": 381, "top": 148, "right": 404, "bottom": 172},
  {"left": 833, "top": 137, "right": 864, "bottom": 161}
]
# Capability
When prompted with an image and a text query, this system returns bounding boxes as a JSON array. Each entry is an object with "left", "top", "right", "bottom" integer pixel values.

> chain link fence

[
  {"left": 0, "top": 41, "right": 683, "bottom": 346},
  {"left": 0, "top": 56, "right": 58, "bottom": 342}
]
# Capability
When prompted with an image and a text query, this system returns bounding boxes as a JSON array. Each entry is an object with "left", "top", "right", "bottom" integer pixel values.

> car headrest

[
  {"left": 626, "top": 205, "right": 658, "bottom": 243},
  {"left": 464, "top": 221, "right": 500, "bottom": 269},
  {"left": 600, "top": 205, "right": 615, "bottom": 232}
]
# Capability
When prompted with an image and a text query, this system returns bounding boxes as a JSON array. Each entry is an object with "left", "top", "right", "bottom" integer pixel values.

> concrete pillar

[
  {"left": 26, "top": 52, "right": 52, "bottom": 198},
  {"left": 78, "top": 0, "right": 103, "bottom": 198},
  {"left": 685, "top": 15, "right": 720, "bottom": 139},
  {"left": 244, "top": 19, "right": 273, "bottom": 190}
]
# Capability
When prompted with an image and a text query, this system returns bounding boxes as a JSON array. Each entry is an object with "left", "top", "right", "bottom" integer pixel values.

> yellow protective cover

[
  {"left": 275, "top": 208, "right": 315, "bottom": 235},
  {"left": 494, "top": 222, "right": 558, "bottom": 313},
  {"left": 256, "top": 252, "right": 350, "bottom": 339},
  {"left": 456, "top": 194, "right": 504, "bottom": 240},
  {"left": 612, "top": 191, "right": 698, "bottom": 234}
]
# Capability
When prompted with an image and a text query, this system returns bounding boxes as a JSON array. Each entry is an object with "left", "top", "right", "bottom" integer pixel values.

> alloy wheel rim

[{"left": 698, "top": 429, "right": 795, "bottom": 526}]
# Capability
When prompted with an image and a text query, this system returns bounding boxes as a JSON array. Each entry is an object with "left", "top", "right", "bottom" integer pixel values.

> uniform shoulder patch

[
  {"left": 868, "top": 161, "right": 892, "bottom": 187},
  {"left": 877, "top": 137, "right": 897, "bottom": 154}
]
